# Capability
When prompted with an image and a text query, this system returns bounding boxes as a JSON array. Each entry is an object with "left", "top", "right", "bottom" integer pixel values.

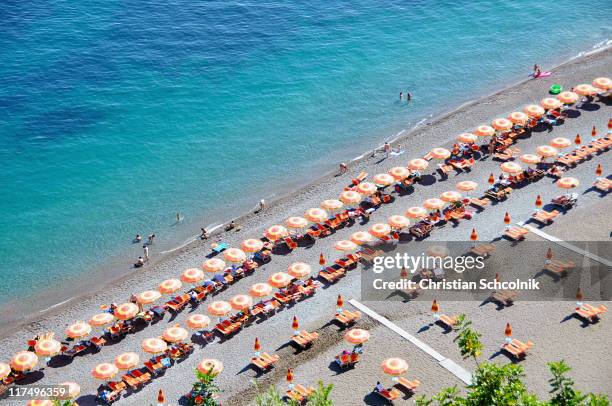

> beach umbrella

[
  {"left": 114, "top": 352, "right": 139, "bottom": 370},
  {"left": 550, "top": 137, "right": 571, "bottom": 149},
  {"left": 592, "top": 77, "right": 612, "bottom": 90},
  {"left": 334, "top": 240, "right": 358, "bottom": 252},
  {"left": 505, "top": 323, "right": 512, "bottom": 338},
  {"left": 224, "top": 247, "right": 247, "bottom": 264},
  {"left": 575, "top": 134, "right": 581, "bottom": 145},
  {"left": 596, "top": 163, "right": 602, "bottom": 176},
  {"left": 321, "top": 199, "right": 344, "bottom": 212},
  {"left": 141, "top": 337, "right": 167, "bottom": 354},
  {"left": 186, "top": 314, "right": 211, "bottom": 330},
  {"left": 405, "top": 206, "right": 427, "bottom": 219},
  {"left": 292, "top": 316, "right": 299, "bottom": 332},
  {"left": 573, "top": 84, "right": 596, "bottom": 96},
  {"left": 241, "top": 238, "right": 264, "bottom": 253},
  {"left": 350, "top": 230, "right": 374, "bottom": 245},
  {"left": 474, "top": 125, "right": 495, "bottom": 137},
  {"left": 381, "top": 357, "right": 409, "bottom": 377},
  {"left": 470, "top": 228, "right": 478, "bottom": 242},
  {"left": 457, "top": 181, "right": 478, "bottom": 194},
  {"left": 592, "top": 126, "right": 597, "bottom": 137},
  {"left": 208, "top": 301, "right": 232, "bottom": 317},
  {"left": 423, "top": 198, "right": 445, "bottom": 210},
  {"left": 159, "top": 278, "right": 183, "bottom": 294},
  {"left": 34, "top": 338, "right": 61, "bottom": 357},
  {"left": 65, "top": 321, "right": 92, "bottom": 339},
  {"left": 114, "top": 303, "right": 139, "bottom": 320},
  {"left": 556, "top": 91, "right": 579, "bottom": 105},
  {"left": 504, "top": 211, "right": 511, "bottom": 225},
  {"left": 158, "top": 389, "right": 165, "bottom": 405},
  {"left": 540, "top": 97, "right": 562, "bottom": 110},
  {"left": 288, "top": 262, "right": 312, "bottom": 279},
  {"left": 337, "top": 294, "right": 344, "bottom": 311},
  {"left": 508, "top": 111, "right": 528, "bottom": 125},
  {"left": 440, "top": 191, "right": 462, "bottom": 202},
  {"left": 546, "top": 247, "right": 553, "bottom": 261},
  {"left": 431, "top": 300, "right": 439, "bottom": 314},
  {"left": 264, "top": 224, "right": 288, "bottom": 241},
  {"left": 89, "top": 312, "right": 115, "bottom": 326},
  {"left": 254, "top": 337, "right": 261, "bottom": 354},
  {"left": 487, "top": 173, "right": 495, "bottom": 185},
  {"left": 249, "top": 282, "right": 273, "bottom": 298},
  {"left": 305, "top": 207, "right": 328, "bottom": 223},
  {"left": 492, "top": 118, "right": 513, "bottom": 132},
  {"left": 285, "top": 216, "right": 309, "bottom": 231},
  {"left": 500, "top": 162, "right": 522, "bottom": 174},
  {"left": 319, "top": 253, "right": 326, "bottom": 266},
  {"left": 162, "top": 325, "right": 189, "bottom": 343},
  {"left": 576, "top": 288, "right": 584, "bottom": 301},
  {"left": 269, "top": 272, "right": 293, "bottom": 288},
  {"left": 202, "top": 258, "right": 226, "bottom": 274},
  {"left": 91, "top": 362, "right": 118, "bottom": 380},
  {"left": 456, "top": 133, "right": 477, "bottom": 143},
  {"left": 535, "top": 194, "right": 542, "bottom": 208},
  {"left": 58, "top": 381, "right": 80, "bottom": 400},
  {"left": 609, "top": 119, "right": 612, "bottom": 130},
  {"left": 408, "top": 158, "right": 429, "bottom": 171},
  {"left": 356, "top": 182, "right": 378, "bottom": 196},
  {"left": 373, "top": 173, "right": 395, "bottom": 186},
  {"left": 557, "top": 177, "right": 579, "bottom": 189},
  {"left": 520, "top": 154, "right": 541, "bottom": 165},
  {"left": 230, "top": 294, "right": 253, "bottom": 311},
  {"left": 135, "top": 290, "right": 162, "bottom": 305},
  {"left": 26, "top": 401, "right": 53, "bottom": 406},
  {"left": 426, "top": 245, "right": 449, "bottom": 258},
  {"left": 369, "top": 223, "right": 392, "bottom": 238},
  {"left": 388, "top": 215, "right": 410, "bottom": 229},
  {"left": 389, "top": 166, "right": 410, "bottom": 180},
  {"left": 0, "top": 363, "right": 11, "bottom": 380},
  {"left": 197, "top": 359, "right": 223, "bottom": 376},
  {"left": 339, "top": 190, "right": 362, "bottom": 205},
  {"left": 430, "top": 147, "right": 451, "bottom": 159},
  {"left": 286, "top": 368, "right": 294, "bottom": 386},
  {"left": 344, "top": 328, "right": 370, "bottom": 345},
  {"left": 524, "top": 104, "right": 545, "bottom": 118},
  {"left": 180, "top": 268, "right": 205, "bottom": 284}
]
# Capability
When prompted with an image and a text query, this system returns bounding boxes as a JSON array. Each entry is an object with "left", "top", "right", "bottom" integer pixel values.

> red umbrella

[
  {"left": 319, "top": 253, "right": 326, "bottom": 266},
  {"left": 470, "top": 228, "right": 478, "bottom": 242},
  {"left": 546, "top": 247, "right": 553, "bottom": 260},
  {"left": 254, "top": 337, "right": 261, "bottom": 352},
  {"left": 574, "top": 134, "right": 581, "bottom": 145},
  {"left": 503, "top": 212, "right": 510, "bottom": 225},
  {"left": 504, "top": 323, "right": 512, "bottom": 337},
  {"left": 596, "top": 163, "right": 602, "bottom": 176},
  {"left": 535, "top": 194, "right": 542, "bottom": 208},
  {"left": 488, "top": 173, "right": 495, "bottom": 185},
  {"left": 158, "top": 389, "right": 165, "bottom": 404},
  {"left": 337, "top": 294, "right": 344, "bottom": 309},
  {"left": 291, "top": 316, "right": 299, "bottom": 331},
  {"left": 591, "top": 126, "right": 597, "bottom": 137},
  {"left": 431, "top": 299, "right": 439, "bottom": 313}
]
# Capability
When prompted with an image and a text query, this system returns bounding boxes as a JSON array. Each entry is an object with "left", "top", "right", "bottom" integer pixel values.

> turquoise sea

[{"left": 0, "top": 0, "right": 611, "bottom": 306}]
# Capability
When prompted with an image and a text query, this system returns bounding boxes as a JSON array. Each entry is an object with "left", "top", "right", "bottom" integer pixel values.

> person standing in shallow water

[{"left": 399, "top": 91, "right": 403, "bottom": 101}]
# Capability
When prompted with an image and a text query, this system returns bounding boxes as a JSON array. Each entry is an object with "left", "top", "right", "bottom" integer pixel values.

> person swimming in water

[{"left": 533, "top": 64, "right": 541, "bottom": 77}]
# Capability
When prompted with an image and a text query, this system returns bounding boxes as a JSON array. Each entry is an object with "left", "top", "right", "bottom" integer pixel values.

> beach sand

[{"left": 0, "top": 48, "right": 610, "bottom": 405}]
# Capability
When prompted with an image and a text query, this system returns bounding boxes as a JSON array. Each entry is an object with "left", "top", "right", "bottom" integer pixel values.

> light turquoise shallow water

[{"left": 0, "top": 0, "right": 611, "bottom": 304}]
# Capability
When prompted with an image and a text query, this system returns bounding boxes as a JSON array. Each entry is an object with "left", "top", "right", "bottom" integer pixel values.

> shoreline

[{"left": 0, "top": 43, "right": 610, "bottom": 338}]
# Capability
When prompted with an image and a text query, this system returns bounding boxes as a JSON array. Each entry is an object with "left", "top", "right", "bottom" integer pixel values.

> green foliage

[
  {"left": 253, "top": 380, "right": 333, "bottom": 406},
  {"left": 188, "top": 369, "right": 221, "bottom": 406},
  {"left": 306, "top": 381, "right": 334, "bottom": 406},
  {"left": 453, "top": 315, "right": 483, "bottom": 363},
  {"left": 548, "top": 360, "right": 610, "bottom": 406}
]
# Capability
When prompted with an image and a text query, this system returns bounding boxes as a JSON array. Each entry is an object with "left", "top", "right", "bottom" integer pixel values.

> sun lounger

[
  {"left": 484, "top": 187, "right": 512, "bottom": 201},
  {"left": 469, "top": 243, "right": 496, "bottom": 257},
  {"left": 504, "top": 226, "right": 528, "bottom": 241},
  {"left": 359, "top": 247, "right": 384, "bottom": 262},
  {"left": 436, "top": 314, "right": 457, "bottom": 329},
  {"left": 543, "top": 259, "right": 575, "bottom": 276},
  {"left": 551, "top": 194, "right": 577, "bottom": 208},
  {"left": 251, "top": 352, "right": 279, "bottom": 371},
  {"left": 409, "top": 222, "right": 434, "bottom": 238},
  {"left": 490, "top": 290, "right": 518, "bottom": 305},
  {"left": 501, "top": 339, "right": 533, "bottom": 358},
  {"left": 396, "top": 377, "right": 420, "bottom": 393},
  {"left": 469, "top": 197, "right": 490, "bottom": 209},
  {"left": 593, "top": 178, "right": 611, "bottom": 192},
  {"left": 437, "top": 163, "right": 454, "bottom": 176},
  {"left": 352, "top": 171, "right": 368, "bottom": 185},
  {"left": 334, "top": 309, "right": 362, "bottom": 326},
  {"left": 531, "top": 209, "right": 560, "bottom": 224},
  {"left": 374, "top": 387, "right": 402, "bottom": 401},
  {"left": 291, "top": 330, "right": 320, "bottom": 348},
  {"left": 575, "top": 303, "right": 608, "bottom": 322},
  {"left": 122, "top": 374, "right": 141, "bottom": 390},
  {"left": 211, "top": 242, "right": 228, "bottom": 253}
]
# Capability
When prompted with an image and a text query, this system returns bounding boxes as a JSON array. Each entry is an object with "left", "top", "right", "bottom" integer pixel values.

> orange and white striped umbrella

[
  {"left": 474, "top": 125, "right": 495, "bottom": 137},
  {"left": 58, "top": 381, "right": 80, "bottom": 399},
  {"left": 356, "top": 182, "right": 378, "bottom": 196},
  {"left": 536, "top": 145, "right": 558, "bottom": 158},
  {"left": 136, "top": 290, "right": 162, "bottom": 305},
  {"left": 163, "top": 326, "right": 189, "bottom": 343},
  {"left": 202, "top": 258, "right": 226, "bottom": 273},
  {"left": 65, "top": 321, "right": 92, "bottom": 339},
  {"left": 26, "top": 400, "right": 53, "bottom": 406},
  {"left": 500, "top": 162, "right": 522, "bottom": 174},
  {"left": 91, "top": 363, "right": 118, "bottom": 380},
  {"left": 369, "top": 223, "right": 392, "bottom": 238},
  {"left": 381, "top": 357, "right": 409, "bottom": 376},
  {"left": 456, "top": 180, "right": 478, "bottom": 192},
  {"left": 339, "top": 190, "right": 362, "bottom": 204},
  {"left": 114, "top": 352, "right": 139, "bottom": 370},
  {"left": 573, "top": 84, "right": 596, "bottom": 96},
  {"left": 508, "top": 111, "right": 528, "bottom": 125},
  {"left": 335, "top": 240, "right": 358, "bottom": 252},
  {"left": 373, "top": 173, "right": 395, "bottom": 186},
  {"left": 249, "top": 283, "right": 273, "bottom": 298},
  {"left": 285, "top": 216, "right": 309, "bottom": 229},
  {"left": 141, "top": 337, "right": 168, "bottom": 354},
  {"left": 557, "top": 177, "right": 579, "bottom": 189},
  {"left": 114, "top": 303, "right": 139, "bottom": 320},
  {"left": 181, "top": 268, "right": 205, "bottom": 284},
  {"left": 320, "top": 199, "right": 344, "bottom": 211},
  {"left": 230, "top": 294, "right": 253, "bottom": 311},
  {"left": 89, "top": 312, "right": 115, "bottom": 326},
  {"left": 268, "top": 272, "right": 293, "bottom": 288},
  {"left": 186, "top": 314, "right": 211, "bottom": 330},
  {"left": 34, "top": 338, "right": 61, "bottom": 357},
  {"left": 556, "top": 91, "right": 579, "bottom": 105},
  {"left": 350, "top": 231, "right": 373, "bottom": 245},
  {"left": 405, "top": 206, "right": 428, "bottom": 218},
  {"left": 288, "top": 262, "right": 312, "bottom": 279},
  {"left": 224, "top": 247, "right": 247, "bottom": 263},
  {"left": 456, "top": 133, "right": 477, "bottom": 143},
  {"left": 159, "top": 278, "right": 183, "bottom": 293},
  {"left": 241, "top": 238, "right": 264, "bottom": 253},
  {"left": 430, "top": 147, "right": 451, "bottom": 159},
  {"left": 0, "top": 362, "right": 11, "bottom": 380},
  {"left": 540, "top": 97, "right": 562, "bottom": 110},
  {"left": 344, "top": 328, "right": 370, "bottom": 344},
  {"left": 305, "top": 208, "right": 328, "bottom": 223},
  {"left": 550, "top": 137, "right": 572, "bottom": 149},
  {"left": 408, "top": 158, "right": 429, "bottom": 171},
  {"left": 264, "top": 224, "right": 288, "bottom": 241},
  {"left": 197, "top": 358, "right": 223, "bottom": 376},
  {"left": 207, "top": 301, "right": 232, "bottom": 316},
  {"left": 520, "top": 154, "right": 541, "bottom": 165},
  {"left": 423, "top": 198, "right": 445, "bottom": 210},
  {"left": 427, "top": 245, "right": 449, "bottom": 258},
  {"left": 10, "top": 351, "right": 38, "bottom": 371},
  {"left": 389, "top": 166, "right": 410, "bottom": 180},
  {"left": 388, "top": 215, "right": 410, "bottom": 229},
  {"left": 592, "top": 77, "right": 611, "bottom": 91},
  {"left": 492, "top": 118, "right": 513, "bottom": 131},
  {"left": 440, "top": 191, "right": 462, "bottom": 202},
  {"left": 524, "top": 104, "right": 545, "bottom": 117}
]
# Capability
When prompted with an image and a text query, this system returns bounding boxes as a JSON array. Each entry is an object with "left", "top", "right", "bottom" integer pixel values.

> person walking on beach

[
  {"left": 384, "top": 142, "right": 391, "bottom": 158},
  {"left": 259, "top": 199, "right": 266, "bottom": 211},
  {"left": 143, "top": 245, "right": 149, "bottom": 261},
  {"left": 339, "top": 162, "right": 347, "bottom": 174}
]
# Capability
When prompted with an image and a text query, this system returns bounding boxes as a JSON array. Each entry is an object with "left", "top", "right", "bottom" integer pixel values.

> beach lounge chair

[
  {"left": 485, "top": 187, "right": 512, "bottom": 201},
  {"left": 251, "top": 352, "right": 279, "bottom": 371},
  {"left": 121, "top": 374, "right": 141, "bottom": 390},
  {"left": 593, "top": 178, "right": 611, "bottom": 192},
  {"left": 504, "top": 226, "right": 528, "bottom": 241},
  {"left": 352, "top": 171, "right": 368, "bottom": 185},
  {"left": 469, "top": 197, "right": 490, "bottom": 209},
  {"left": 396, "top": 377, "right": 420, "bottom": 393},
  {"left": 437, "top": 163, "right": 454, "bottom": 176},
  {"left": 335, "top": 309, "right": 362, "bottom": 326},
  {"left": 531, "top": 209, "right": 560, "bottom": 224},
  {"left": 575, "top": 304, "right": 608, "bottom": 322},
  {"left": 551, "top": 194, "right": 577, "bottom": 209},
  {"left": 284, "top": 237, "right": 298, "bottom": 250},
  {"left": 490, "top": 290, "right": 518, "bottom": 306},
  {"left": 543, "top": 259, "right": 575, "bottom": 276},
  {"left": 501, "top": 339, "right": 534, "bottom": 358},
  {"left": 469, "top": 243, "right": 495, "bottom": 257},
  {"left": 291, "top": 330, "right": 320, "bottom": 349},
  {"left": 374, "top": 387, "right": 402, "bottom": 401},
  {"left": 130, "top": 369, "right": 152, "bottom": 385},
  {"left": 436, "top": 314, "right": 458, "bottom": 329}
]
